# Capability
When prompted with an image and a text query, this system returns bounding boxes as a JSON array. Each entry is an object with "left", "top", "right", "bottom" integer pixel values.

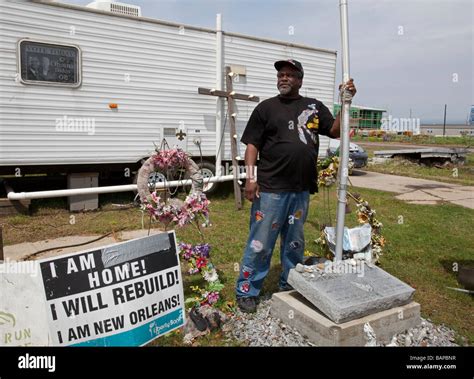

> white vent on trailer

[{"left": 87, "top": 0, "right": 142, "bottom": 17}]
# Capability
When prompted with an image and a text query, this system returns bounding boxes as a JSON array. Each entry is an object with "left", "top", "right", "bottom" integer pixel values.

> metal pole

[
  {"left": 0, "top": 225, "right": 4, "bottom": 261},
  {"left": 215, "top": 14, "right": 224, "bottom": 177},
  {"left": 443, "top": 104, "right": 447, "bottom": 137},
  {"left": 335, "top": 0, "right": 352, "bottom": 262}
]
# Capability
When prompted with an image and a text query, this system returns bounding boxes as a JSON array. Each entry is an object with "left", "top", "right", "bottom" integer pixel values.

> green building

[{"left": 333, "top": 104, "right": 386, "bottom": 129}]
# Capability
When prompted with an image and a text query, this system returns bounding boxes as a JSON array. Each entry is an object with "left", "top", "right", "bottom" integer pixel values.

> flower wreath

[
  {"left": 137, "top": 149, "right": 203, "bottom": 205},
  {"left": 136, "top": 149, "right": 211, "bottom": 228}
]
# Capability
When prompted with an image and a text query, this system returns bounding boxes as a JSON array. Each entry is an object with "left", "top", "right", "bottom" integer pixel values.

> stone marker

[
  {"left": 271, "top": 291, "right": 421, "bottom": 346},
  {"left": 287, "top": 261, "right": 415, "bottom": 324}
]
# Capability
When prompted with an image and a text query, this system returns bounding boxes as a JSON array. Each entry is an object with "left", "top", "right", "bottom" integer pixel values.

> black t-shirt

[{"left": 241, "top": 95, "right": 334, "bottom": 194}]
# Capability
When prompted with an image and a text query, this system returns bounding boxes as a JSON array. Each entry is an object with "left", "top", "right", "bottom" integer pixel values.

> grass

[
  {"left": 352, "top": 134, "right": 474, "bottom": 147},
  {"left": 1, "top": 184, "right": 473, "bottom": 345},
  {"left": 360, "top": 147, "right": 474, "bottom": 186}
]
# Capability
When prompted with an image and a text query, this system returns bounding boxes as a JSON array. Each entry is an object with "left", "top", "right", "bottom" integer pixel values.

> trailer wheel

[
  {"left": 133, "top": 170, "right": 166, "bottom": 193},
  {"left": 197, "top": 161, "right": 218, "bottom": 195}
]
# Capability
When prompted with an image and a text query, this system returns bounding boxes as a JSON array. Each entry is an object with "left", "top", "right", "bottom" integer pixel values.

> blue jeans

[{"left": 235, "top": 191, "right": 310, "bottom": 298}]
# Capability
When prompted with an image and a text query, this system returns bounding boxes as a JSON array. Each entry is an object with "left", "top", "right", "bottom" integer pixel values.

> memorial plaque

[
  {"left": 19, "top": 40, "right": 81, "bottom": 87},
  {"left": 288, "top": 262, "right": 415, "bottom": 324}
]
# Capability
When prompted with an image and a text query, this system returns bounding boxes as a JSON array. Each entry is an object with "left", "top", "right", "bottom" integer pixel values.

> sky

[{"left": 61, "top": 0, "right": 473, "bottom": 124}]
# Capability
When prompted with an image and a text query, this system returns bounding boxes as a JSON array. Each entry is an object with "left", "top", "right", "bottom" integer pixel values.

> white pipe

[
  {"left": 335, "top": 0, "right": 352, "bottom": 262},
  {"left": 215, "top": 13, "right": 224, "bottom": 177},
  {"left": 7, "top": 174, "right": 247, "bottom": 201}
]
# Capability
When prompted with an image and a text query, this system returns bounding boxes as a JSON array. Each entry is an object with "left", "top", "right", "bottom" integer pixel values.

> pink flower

[
  {"left": 150, "top": 192, "right": 161, "bottom": 204},
  {"left": 152, "top": 149, "right": 188, "bottom": 171},
  {"left": 206, "top": 291, "right": 219, "bottom": 305},
  {"left": 177, "top": 209, "right": 193, "bottom": 227},
  {"left": 184, "top": 193, "right": 210, "bottom": 218},
  {"left": 179, "top": 243, "right": 194, "bottom": 260}
]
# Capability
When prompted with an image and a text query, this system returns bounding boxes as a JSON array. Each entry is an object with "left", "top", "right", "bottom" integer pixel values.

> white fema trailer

[{"left": 0, "top": 0, "right": 337, "bottom": 196}]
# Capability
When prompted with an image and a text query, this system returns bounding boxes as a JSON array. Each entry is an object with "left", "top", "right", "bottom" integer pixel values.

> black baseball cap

[{"left": 274, "top": 59, "right": 304, "bottom": 77}]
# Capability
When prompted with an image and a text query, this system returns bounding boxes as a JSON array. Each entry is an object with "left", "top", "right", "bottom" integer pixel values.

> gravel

[
  {"left": 385, "top": 319, "right": 465, "bottom": 347},
  {"left": 225, "top": 296, "right": 466, "bottom": 347},
  {"left": 225, "top": 297, "right": 312, "bottom": 347}
]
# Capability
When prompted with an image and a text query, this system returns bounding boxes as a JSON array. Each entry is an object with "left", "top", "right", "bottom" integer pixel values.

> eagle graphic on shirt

[{"left": 296, "top": 105, "right": 319, "bottom": 144}]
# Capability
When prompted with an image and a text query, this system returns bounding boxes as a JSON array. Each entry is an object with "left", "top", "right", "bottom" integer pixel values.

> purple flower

[{"left": 193, "top": 243, "right": 211, "bottom": 258}]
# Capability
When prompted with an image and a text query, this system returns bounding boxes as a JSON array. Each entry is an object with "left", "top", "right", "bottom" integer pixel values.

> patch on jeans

[
  {"left": 271, "top": 222, "right": 279, "bottom": 230},
  {"left": 294, "top": 209, "right": 303, "bottom": 220},
  {"left": 289, "top": 241, "right": 301, "bottom": 249},
  {"left": 255, "top": 210, "right": 264, "bottom": 222},
  {"left": 250, "top": 239, "right": 263, "bottom": 252},
  {"left": 241, "top": 282, "right": 250, "bottom": 293},
  {"left": 242, "top": 266, "right": 253, "bottom": 279},
  {"left": 288, "top": 215, "right": 295, "bottom": 225}
]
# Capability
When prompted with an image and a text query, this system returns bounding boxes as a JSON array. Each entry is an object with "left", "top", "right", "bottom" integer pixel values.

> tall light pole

[
  {"left": 443, "top": 104, "right": 447, "bottom": 137},
  {"left": 334, "top": 0, "right": 352, "bottom": 261}
]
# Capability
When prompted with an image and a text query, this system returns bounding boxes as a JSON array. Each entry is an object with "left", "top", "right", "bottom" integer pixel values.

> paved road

[{"left": 350, "top": 170, "right": 474, "bottom": 209}]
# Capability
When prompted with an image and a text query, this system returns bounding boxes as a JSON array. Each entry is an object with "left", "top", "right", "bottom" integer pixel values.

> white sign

[
  {"left": 38, "top": 231, "right": 185, "bottom": 346},
  {"left": 0, "top": 261, "right": 51, "bottom": 346}
]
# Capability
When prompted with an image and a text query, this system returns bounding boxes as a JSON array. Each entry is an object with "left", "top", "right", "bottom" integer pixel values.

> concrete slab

[
  {"left": 120, "top": 229, "right": 163, "bottom": 241},
  {"left": 451, "top": 198, "right": 474, "bottom": 208},
  {"left": 29, "top": 236, "right": 118, "bottom": 260},
  {"left": 3, "top": 242, "right": 38, "bottom": 261},
  {"left": 395, "top": 190, "right": 442, "bottom": 204},
  {"left": 405, "top": 200, "right": 439, "bottom": 205},
  {"left": 350, "top": 171, "right": 449, "bottom": 193},
  {"left": 288, "top": 263, "right": 415, "bottom": 324},
  {"left": 350, "top": 171, "right": 474, "bottom": 209},
  {"left": 3, "top": 229, "right": 164, "bottom": 261},
  {"left": 271, "top": 291, "right": 421, "bottom": 346},
  {"left": 374, "top": 147, "right": 467, "bottom": 160},
  {"left": 424, "top": 186, "right": 474, "bottom": 202}
]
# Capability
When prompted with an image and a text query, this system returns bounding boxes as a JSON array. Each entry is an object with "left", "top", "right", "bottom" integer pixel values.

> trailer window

[
  {"left": 18, "top": 40, "right": 81, "bottom": 87},
  {"left": 164, "top": 128, "right": 176, "bottom": 137}
]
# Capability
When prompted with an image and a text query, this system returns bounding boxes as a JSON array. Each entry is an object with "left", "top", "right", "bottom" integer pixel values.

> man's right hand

[{"left": 245, "top": 180, "right": 260, "bottom": 202}]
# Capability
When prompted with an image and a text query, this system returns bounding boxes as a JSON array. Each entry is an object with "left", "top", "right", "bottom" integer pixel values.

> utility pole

[{"left": 443, "top": 104, "right": 447, "bottom": 137}]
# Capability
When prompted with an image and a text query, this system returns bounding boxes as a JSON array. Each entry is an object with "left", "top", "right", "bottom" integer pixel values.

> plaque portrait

[{"left": 19, "top": 40, "right": 81, "bottom": 87}]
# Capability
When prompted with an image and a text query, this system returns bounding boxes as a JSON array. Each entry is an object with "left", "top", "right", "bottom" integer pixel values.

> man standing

[{"left": 235, "top": 59, "right": 356, "bottom": 313}]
